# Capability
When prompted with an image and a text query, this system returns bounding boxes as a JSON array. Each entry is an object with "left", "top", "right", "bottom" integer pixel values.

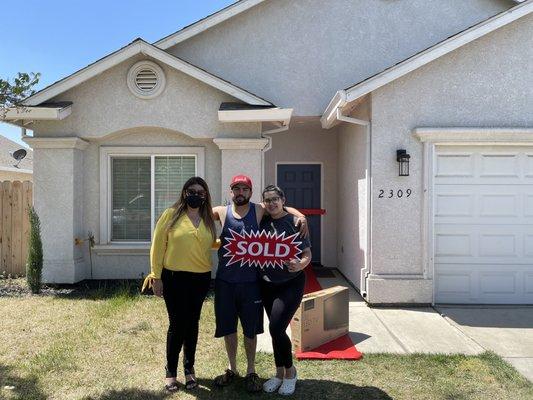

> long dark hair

[{"left": 166, "top": 177, "right": 216, "bottom": 240}]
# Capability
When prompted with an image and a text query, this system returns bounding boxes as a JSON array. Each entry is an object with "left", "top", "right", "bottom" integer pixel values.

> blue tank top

[{"left": 217, "top": 203, "right": 259, "bottom": 283}]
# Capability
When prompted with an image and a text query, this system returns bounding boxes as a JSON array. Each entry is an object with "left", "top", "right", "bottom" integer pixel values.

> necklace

[{"left": 188, "top": 212, "right": 201, "bottom": 227}]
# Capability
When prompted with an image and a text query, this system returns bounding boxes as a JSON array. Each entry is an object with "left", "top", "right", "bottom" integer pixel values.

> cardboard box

[{"left": 291, "top": 286, "right": 349, "bottom": 352}]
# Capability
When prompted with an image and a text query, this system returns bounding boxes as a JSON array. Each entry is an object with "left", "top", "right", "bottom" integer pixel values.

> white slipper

[
  {"left": 278, "top": 373, "right": 297, "bottom": 396},
  {"left": 263, "top": 376, "right": 283, "bottom": 393}
]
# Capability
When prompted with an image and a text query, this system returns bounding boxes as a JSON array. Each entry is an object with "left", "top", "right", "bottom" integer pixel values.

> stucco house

[
  {"left": 3, "top": 0, "right": 532, "bottom": 304},
  {"left": 0, "top": 135, "right": 33, "bottom": 182}
]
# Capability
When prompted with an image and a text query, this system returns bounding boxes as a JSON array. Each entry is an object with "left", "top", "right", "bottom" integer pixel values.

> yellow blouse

[{"left": 147, "top": 208, "right": 214, "bottom": 283}]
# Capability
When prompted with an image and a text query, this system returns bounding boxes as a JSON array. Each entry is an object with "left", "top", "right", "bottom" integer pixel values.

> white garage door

[{"left": 434, "top": 145, "right": 533, "bottom": 304}]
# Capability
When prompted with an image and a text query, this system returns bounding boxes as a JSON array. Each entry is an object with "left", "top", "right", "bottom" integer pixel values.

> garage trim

[{"left": 413, "top": 127, "right": 533, "bottom": 305}]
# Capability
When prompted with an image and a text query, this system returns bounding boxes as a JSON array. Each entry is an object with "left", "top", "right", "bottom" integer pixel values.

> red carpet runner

[{"left": 295, "top": 268, "right": 363, "bottom": 360}]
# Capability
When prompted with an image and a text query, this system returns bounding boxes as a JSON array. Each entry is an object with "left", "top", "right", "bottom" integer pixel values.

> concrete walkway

[{"left": 257, "top": 269, "right": 533, "bottom": 382}]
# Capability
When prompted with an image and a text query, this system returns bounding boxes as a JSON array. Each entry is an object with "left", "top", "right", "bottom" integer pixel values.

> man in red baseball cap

[{"left": 211, "top": 174, "right": 307, "bottom": 392}]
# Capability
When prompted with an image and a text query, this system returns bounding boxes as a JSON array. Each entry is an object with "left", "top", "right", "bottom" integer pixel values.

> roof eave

[
  {"left": 22, "top": 39, "right": 272, "bottom": 107},
  {"left": 1, "top": 104, "right": 72, "bottom": 122}
]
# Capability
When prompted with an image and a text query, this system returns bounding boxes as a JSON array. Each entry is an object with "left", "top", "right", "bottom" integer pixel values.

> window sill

[{"left": 92, "top": 244, "right": 150, "bottom": 256}]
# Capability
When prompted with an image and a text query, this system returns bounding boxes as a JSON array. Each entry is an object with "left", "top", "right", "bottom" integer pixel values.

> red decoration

[{"left": 222, "top": 229, "right": 302, "bottom": 268}]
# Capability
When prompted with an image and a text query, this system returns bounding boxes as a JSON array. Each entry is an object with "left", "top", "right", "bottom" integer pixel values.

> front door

[{"left": 277, "top": 164, "right": 322, "bottom": 264}]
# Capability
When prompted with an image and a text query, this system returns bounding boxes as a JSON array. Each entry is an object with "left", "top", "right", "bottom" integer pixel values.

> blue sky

[{"left": 0, "top": 0, "right": 234, "bottom": 148}]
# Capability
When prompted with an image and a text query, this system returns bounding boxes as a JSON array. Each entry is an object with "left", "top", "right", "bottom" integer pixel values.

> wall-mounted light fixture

[{"left": 396, "top": 149, "right": 410, "bottom": 176}]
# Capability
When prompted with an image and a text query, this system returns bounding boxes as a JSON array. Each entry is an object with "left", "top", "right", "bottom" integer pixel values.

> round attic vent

[{"left": 127, "top": 61, "right": 166, "bottom": 99}]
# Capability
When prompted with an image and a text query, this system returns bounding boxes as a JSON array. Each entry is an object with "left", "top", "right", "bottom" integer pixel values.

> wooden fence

[{"left": 0, "top": 181, "right": 33, "bottom": 276}]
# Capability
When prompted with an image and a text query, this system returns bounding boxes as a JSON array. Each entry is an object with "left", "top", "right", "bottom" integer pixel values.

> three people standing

[{"left": 147, "top": 175, "right": 310, "bottom": 394}]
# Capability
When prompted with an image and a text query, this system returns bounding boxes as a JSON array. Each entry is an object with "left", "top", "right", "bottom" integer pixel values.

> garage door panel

[
  {"left": 526, "top": 195, "right": 533, "bottom": 216},
  {"left": 479, "top": 194, "right": 518, "bottom": 217},
  {"left": 480, "top": 154, "right": 519, "bottom": 177},
  {"left": 479, "top": 272, "right": 517, "bottom": 294},
  {"left": 437, "top": 273, "right": 472, "bottom": 295},
  {"left": 435, "top": 233, "right": 472, "bottom": 256},
  {"left": 435, "top": 194, "right": 473, "bottom": 217},
  {"left": 436, "top": 153, "right": 474, "bottom": 177},
  {"left": 525, "top": 155, "right": 533, "bottom": 176},
  {"left": 525, "top": 274, "right": 533, "bottom": 294},
  {"left": 434, "top": 146, "right": 533, "bottom": 304},
  {"left": 525, "top": 235, "right": 533, "bottom": 256}
]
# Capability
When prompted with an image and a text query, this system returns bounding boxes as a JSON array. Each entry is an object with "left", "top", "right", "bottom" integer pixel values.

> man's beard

[{"left": 234, "top": 195, "right": 250, "bottom": 206}]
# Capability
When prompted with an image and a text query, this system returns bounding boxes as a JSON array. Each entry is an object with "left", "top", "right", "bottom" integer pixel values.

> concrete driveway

[
  {"left": 436, "top": 306, "right": 533, "bottom": 382},
  {"left": 257, "top": 269, "right": 533, "bottom": 382}
]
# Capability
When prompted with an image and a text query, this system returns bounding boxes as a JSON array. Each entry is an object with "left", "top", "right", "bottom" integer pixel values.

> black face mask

[{"left": 185, "top": 194, "right": 204, "bottom": 209}]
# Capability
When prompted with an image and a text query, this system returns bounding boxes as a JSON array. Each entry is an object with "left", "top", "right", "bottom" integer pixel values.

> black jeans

[
  {"left": 161, "top": 268, "right": 211, "bottom": 378},
  {"left": 261, "top": 272, "right": 306, "bottom": 369}
]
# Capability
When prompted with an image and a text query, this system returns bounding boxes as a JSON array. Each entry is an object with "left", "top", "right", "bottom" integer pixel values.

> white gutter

[
  {"left": 1, "top": 105, "right": 72, "bottom": 121},
  {"left": 260, "top": 123, "right": 290, "bottom": 189},
  {"left": 335, "top": 108, "right": 372, "bottom": 300},
  {"left": 320, "top": 90, "right": 347, "bottom": 129}
]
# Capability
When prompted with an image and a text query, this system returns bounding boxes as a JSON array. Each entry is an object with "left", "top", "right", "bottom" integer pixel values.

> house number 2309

[{"left": 378, "top": 189, "right": 412, "bottom": 199}]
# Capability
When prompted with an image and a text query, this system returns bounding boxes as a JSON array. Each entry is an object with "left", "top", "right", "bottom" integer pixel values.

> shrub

[{"left": 26, "top": 207, "right": 43, "bottom": 294}]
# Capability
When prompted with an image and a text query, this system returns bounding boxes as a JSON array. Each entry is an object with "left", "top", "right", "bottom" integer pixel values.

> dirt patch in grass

[{"left": 1, "top": 281, "right": 532, "bottom": 400}]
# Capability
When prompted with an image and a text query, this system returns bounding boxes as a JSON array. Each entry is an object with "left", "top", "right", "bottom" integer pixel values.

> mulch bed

[{"left": 0, "top": 278, "right": 75, "bottom": 297}]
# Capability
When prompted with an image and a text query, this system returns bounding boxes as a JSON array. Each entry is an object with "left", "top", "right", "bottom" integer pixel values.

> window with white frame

[{"left": 100, "top": 147, "right": 205, "bottom": 244}]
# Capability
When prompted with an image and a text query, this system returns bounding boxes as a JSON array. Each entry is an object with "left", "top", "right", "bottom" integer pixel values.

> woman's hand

[
  {"left": 295, "top": 216, "right": 309, "bottom": 238},
  {"left": 286, "top": 259, "right": 305, "bottom": 273},
  {"left": 152, "top": 279, "right": 163, "bottom": 297}
]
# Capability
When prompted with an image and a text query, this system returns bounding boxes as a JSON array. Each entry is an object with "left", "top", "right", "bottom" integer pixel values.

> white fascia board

[
  {"left": 1, "top": 105, "right": 72, "bottom": 121},
  {"left": 320, "top": 90, "right": 347, "bottom": 129},
  {"left": 218, "top": 108, "right": 292, "bottom": 124},
  {"left": 154, "top": 0, "right": 266, "bottom": 49},
  {"left": 22, "top": 136, "right": 90, "bottom": 150},
  {"left": 23, "top": 40, "right": 271, "bottom": 107},
  {"left": 0, "top": 166, "right": 33, "bottom": 174},
  {"left": 345, "top": 0, "right": 533, "bottom": 104}
]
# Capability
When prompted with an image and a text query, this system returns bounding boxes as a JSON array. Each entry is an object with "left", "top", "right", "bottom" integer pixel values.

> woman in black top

[{"left": 259, "top": 185, "right": 311, "bottom": 396}]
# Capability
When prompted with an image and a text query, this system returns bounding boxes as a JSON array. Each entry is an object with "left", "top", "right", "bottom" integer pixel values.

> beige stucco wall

[
  {"left": 29, "top": 55, "right": 265, "bottom": 282},
  {"left": 336, "top": 98, "right": 370, "bottom": 290},
  {"left": 366, "top": 12, "right": 533, "bottom": 303},
  {"left": 264, "top": 119, "right": 338, "bottom": 268},
  {"left": 0, "top": 171, "right": 32, "bottom": 182},
  {"left": 168, "top": 0, "right": 508, "bottom": 115}
]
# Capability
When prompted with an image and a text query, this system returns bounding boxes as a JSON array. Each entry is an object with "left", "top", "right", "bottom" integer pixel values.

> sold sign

[{"left": 222, "top": 229, "right": 302, "bottom": 268}]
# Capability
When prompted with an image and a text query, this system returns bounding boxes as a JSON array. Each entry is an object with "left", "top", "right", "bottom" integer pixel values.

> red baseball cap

[{"left": 230, "top": 174, "right": 252, "bottom": 189}]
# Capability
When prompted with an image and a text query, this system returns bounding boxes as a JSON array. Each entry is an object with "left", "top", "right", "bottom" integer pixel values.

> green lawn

[{"left": 1, "top": 278, "right": 531, "bottom": 400}]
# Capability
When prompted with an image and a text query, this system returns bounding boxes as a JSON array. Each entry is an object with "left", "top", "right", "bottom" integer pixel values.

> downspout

[
  {"left": 335, "top": 108, "right": 372, "bottom": 299},
  {"left": 261, "top": 123, "right": 289, "bottom": 189}
]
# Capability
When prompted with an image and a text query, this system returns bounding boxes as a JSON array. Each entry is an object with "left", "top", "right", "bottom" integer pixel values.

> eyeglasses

[
  {"left": 186, "top": 189, "right": 207, "bottom": 198},
  {"left": 263, "top": 196, "right": 281, "bottom": 204}
]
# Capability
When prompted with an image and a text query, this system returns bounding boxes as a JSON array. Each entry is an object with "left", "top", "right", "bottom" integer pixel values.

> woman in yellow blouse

[{"left": 146, "top": 176, "right": 216, "bottom": 392}]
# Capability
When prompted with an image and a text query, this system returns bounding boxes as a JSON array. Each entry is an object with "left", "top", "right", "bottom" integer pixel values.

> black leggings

[
  {"left": 261, "top": 272, "right": 306, "bottom": 369},
  {"left": 161, "top": 269, "right": 211, "bottom": 378}
]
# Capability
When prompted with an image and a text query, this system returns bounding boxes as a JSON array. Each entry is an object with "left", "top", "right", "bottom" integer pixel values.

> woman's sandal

[
  {"left": 278, "top": 372, "right": 297, "bottom": 396},
  {"left": 214, "top": 369, "right": 236, "bottom": 387},
  {"left": 164, "top": 381, "right": 179, "bottom": 393},
  {"left": 184, "top": 368, "right": 198, "bottom": 390},
  {"left": 263, "top": 376, "right": 283, "bottom": 393}
]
